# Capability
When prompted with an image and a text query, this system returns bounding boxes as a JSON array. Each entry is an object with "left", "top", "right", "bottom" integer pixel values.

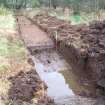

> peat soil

[
  {"left": 15, "top": 15, "right": 56, "bottom": 105},
  {"left": 8, "top": 68, "right": 55, "bottom": 105},
  {"left": 23, "top": 12, "right": 105, "bottom": 104},
  {"left": 15, "top": 15, "right": 102, "bottom": 105},
  {"left": 32, "top": 13, "right": 105, "bottom": 97}
]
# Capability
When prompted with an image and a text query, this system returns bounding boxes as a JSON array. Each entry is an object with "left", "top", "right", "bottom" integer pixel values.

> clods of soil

[
  {"left": 8, "top": 70, "right": 44, "bottom": 101},
  {"left": 32, "top": 13, "right": 105, "bottom": 97},
  {"left": 8, "top": 68, "right": 55, "bottom": 105}
]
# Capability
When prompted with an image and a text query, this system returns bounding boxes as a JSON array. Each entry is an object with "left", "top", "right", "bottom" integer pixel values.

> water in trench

[{"left": 31, "top": 49, "right": 96, "bottom": 104}]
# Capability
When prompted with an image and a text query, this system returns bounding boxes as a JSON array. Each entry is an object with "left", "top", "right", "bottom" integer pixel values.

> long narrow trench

[{"left": 16, "top": 15, "right": 96, "bottom": 105}]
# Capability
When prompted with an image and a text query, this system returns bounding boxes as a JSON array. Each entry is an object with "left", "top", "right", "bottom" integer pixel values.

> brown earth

[
  {"left": 16, "top": 16, "right": 54, "bottom": 51},
  {"left": 31, "top": 13, "right": 105, "bottom": 97},
  {"left": 15, "top": 16, "right": 56, "bottom": 105},
  {"left": 8, "top": 68, "right": 55, "bottom": 105}
]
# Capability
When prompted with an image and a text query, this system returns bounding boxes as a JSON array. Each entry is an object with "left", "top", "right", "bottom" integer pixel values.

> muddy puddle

[{"left": 31, "top": 49, "right": 96, "bottom": 105}]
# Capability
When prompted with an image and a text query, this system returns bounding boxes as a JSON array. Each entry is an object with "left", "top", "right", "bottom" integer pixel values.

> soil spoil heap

[
  {"left": 33, "top": 14, "right": 105, "bottom": 97},
  {"left": 8, "top": 68, "right": 55, "bottom": 105}
]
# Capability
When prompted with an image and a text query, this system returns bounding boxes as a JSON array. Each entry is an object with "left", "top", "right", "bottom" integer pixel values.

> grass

[
  {"left": 0, "top": 15, "right": 15, "bottom": 29},
  {"left": 49, "top": 11, "right": 88, "bottom": 24},
  {"left": 0, "top": 6, "right": 12, "bottom": 16},
  {"left": 0, "top": 7, "right": 15, "bottom": 29},
  {"left": 0, "top": 35, "right": 27, "bottom": 69},
  {"left": 0, "top": 7, "right": 27, "bottom": 73},
  {"left": 0, "top": 7, "right": 29, "bottom": 105},
  {"left": 0, "top": 31, "right": 27, "bottom": 73},
  {"left": 23, "top": 8, "right": 41, "bottom": 18},
  {"left": 0, "top": 64, "right": 10, "bottom": 71},
  {"left": 0, "top": 8, "right": 41, "bottom": 105},
  {"left": 49, "top": 10, "right": 105, "bottom": 25}
]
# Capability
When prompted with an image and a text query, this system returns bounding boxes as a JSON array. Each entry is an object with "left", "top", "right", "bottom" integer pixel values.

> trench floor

[{"left": 17, "top": 16, "right": 54, "bottom": 49}]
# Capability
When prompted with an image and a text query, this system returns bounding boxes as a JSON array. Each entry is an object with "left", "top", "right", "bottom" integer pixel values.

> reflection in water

[
  {"left": 32, "top": 50, "right": 92, "bottom": 100},
  {"left": 60, "top": 70, "right": 89, "bottom": 95},
  {"left": 35, "top": 62, "right": 74, "bottom": 99}
]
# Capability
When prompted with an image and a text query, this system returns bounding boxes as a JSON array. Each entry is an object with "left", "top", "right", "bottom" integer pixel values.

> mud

[
  {"left": 31, "top": 49, "right": 97, "bottom": 105},
  {"left": 32, "top": 13, "right": 105, "bottom": 97}
]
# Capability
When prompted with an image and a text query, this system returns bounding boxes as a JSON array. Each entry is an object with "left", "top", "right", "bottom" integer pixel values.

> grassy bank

[
  {"left": 0, "top": 8, "right": 53, "bottom": 105},
  {"left": 0, "top": 8, "right": 27, "bottom": 75},
  {"left": 49, "top": 10, "right": 105, "bottom": 24},
  {"left": 0, "top": 8, "right": 29, "bottom": 105}
]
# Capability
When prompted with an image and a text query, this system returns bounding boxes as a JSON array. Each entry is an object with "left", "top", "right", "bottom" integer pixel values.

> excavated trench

[
  {"left": 30, "top": 49, "right": 97, "bottom": 105},
  {"left": 16, "top": 15, "right": 97, "bottom": 105}
]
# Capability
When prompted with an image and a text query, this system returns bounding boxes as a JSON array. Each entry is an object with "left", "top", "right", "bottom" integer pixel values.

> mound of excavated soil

[
  {"left": 8, "top": 68, "right": 55, "bottom": 105},
  {"left": 33, "top": 14, "right": 105, "bottom": 97},
  {"left": 33, "top": 14, "right": 70, "bottom": 34},
  {"left": 77, "top": 20, "right": 105, "bottom": 89},
  {"left": 8, "top": 70, "right": 44, "bottom": 101}
]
